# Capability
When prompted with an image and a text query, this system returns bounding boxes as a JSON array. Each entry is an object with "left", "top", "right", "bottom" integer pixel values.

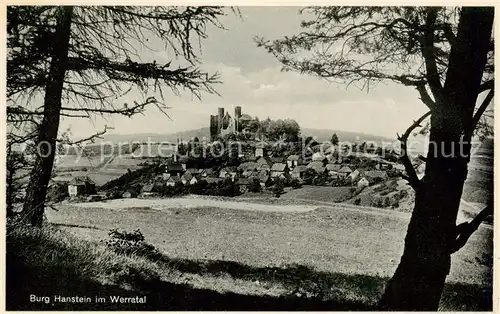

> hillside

[{"left": 100, "top": 128, "right": 394, "bottom": 144}]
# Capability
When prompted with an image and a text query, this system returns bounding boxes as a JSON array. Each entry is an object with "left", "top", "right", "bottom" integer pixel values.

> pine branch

[
  {"left": 397, "top": 111, "right": 431, "bottom": 189},
  {"left": 57, "top": 126, "right": 109, "bottom": 145}
]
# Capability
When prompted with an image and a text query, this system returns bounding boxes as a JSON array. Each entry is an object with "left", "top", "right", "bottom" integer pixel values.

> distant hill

[
  {"left": 100, "top": 127, "right": 394, "bottom": 144},
  {"left": 301, "top": 128, "right": 394, "bottom": 143}
]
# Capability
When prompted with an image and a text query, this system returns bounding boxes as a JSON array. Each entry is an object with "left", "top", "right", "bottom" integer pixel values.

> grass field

[
  {"left": 282, "top": 186, "right": 355, "bottom": 203},
  {"left": 30, "top": 196, "right": 493, "bottom": 310}
]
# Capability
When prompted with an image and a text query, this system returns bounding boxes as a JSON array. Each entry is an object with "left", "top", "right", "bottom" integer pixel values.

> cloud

[{"left": 60, "top": 61, "right": 429, "bottom": 140}]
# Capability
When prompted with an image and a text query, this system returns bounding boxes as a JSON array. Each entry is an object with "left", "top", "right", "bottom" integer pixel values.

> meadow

[{"left": 12, "top": 195, "right": 489, "bottom": 311}]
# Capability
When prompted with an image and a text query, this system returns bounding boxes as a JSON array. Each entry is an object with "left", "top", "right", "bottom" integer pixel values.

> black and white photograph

[{"left": 4, "top": 4, "right": 495, "bottom": 311}]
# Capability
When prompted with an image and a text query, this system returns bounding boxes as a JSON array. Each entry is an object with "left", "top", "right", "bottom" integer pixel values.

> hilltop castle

[{"left": 210, "top": 106, "right": 243, "bottom": 141}]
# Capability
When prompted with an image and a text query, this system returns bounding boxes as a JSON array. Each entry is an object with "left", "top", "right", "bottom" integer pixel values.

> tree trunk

[
  {"left": 6, "top": 168, "right": 15, "bottom": 218},
  {"left": 22, "top": 6, "right": 73, "bottom": 227},
  {"left": 379, "top": 7, "right": 493, "bottom": 310}
]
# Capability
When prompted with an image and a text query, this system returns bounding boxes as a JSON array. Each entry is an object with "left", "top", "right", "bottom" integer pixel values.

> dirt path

[{"left": 71, "top": 196, "right": 318, "bottom": 213}]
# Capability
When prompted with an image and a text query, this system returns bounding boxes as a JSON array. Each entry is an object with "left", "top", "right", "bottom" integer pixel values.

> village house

[
  {"left": 219, "top": 167, "right": 238, "bottom": 181},
  {"left": 238, "top": 161, "right": 258, "bottom": 172},
  {"left": 270, "top": 163, "right": 289, "bottom": 179},
  {"left": 140, "top": 184, "right": 158, "bottom": 198},
  {"left": 185, "top": 168, "right": 202, "bottom": 177},
  {"left": 325, "top": 164, "right": 342, "bottom": 177},
  {"left": 363, "top": 170, "right": 388, "bottom": 184},
  {"left": 178, "top": 156, "right": 189, "bottom": 170},
  {"left": 244, "top": 152, "right": 257, "bottom": 162},
  {"left": 162, "top": 173, "right": 171, "bottom": 181},
  {"left": 312, "top": 152, "right": 327, "bottom": 162},
  {"left": 255, "top": 142, "right": 268, "bottom": 157},
  {"left": 200, "top": 168, "right": 214, "bottom": 177},
  {"left": 286, "top": 155, "right": 300, "bottom": 169},
  {"left": 165, "top": 162, "right": 183, "bottom": 177},
  {"left": 257, "top": 172, "right": 272, "bottom": 187},
  {"left": 68, "top": 176, "right": 96, "bottom": 197},
  {"left": 327, "top": 154, "right": 343, "bottom": 164},
  {"left": 242, "top": 169, "right": 257, "bottom": 178},
  {"left": 122, "top": 189, "right": 138, "bottom": 198},
  {"left": 256, "top": 156, "right": 272, "bottom": 172},
  {"left": 189, "top": 175, "right": 203, "bottom": 185},
  {"left": 205, "top": 177, "right": 223, "bottom": 184},
  {"left": 236, "top": 178, "right": 253, "bottom": 193},
  {"left": 270, "top": 156, "right": 285, "bottom": 164},
  {"left": 307, "top": 161, "right": 326, "bottom": 174},
  {"left": 347, "top": 169, "right": 360, "bottom": 182},
  {"left": 357, "top": 177, "right": 370, "bottom": 188},
  {"left": 291, "top": 165, "right": 308, "bottom": 179},
  {"left": 338, "top": 165, "right": 353, "bottom": 178},
  {"left": 181, "top": 172, "right": 194, "bottom": 185},
  {"left": 166, "top": 175, "right": 181, "bottom": 187}
]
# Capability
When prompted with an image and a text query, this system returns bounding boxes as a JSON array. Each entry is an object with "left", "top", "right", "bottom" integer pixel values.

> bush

[
  {"left": 106, "top": 229, "right": 159, "bottom": 258},
  {"left": 249, "top": 178, "right": 262, "bottom": 193},
  {"left": 273, "top": 179, "right": 285, "bottom": 198},
  {"left": 303, "top": 168, "right": 317, "bottom": 185},
  {"left": 290, "top": 178, "right": 302, "bottom": 189}
]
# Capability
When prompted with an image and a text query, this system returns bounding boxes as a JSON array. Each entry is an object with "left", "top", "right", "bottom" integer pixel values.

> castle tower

[
  {"left": 234, "top": 106, "right": 242, "bottom": 133},
  {"left": 210, "top": 115, "right": 219, "bottom": 142}
]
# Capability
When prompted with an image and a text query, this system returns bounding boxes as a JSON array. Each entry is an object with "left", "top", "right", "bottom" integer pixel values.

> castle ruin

[{"left": 210, "top": 106, "right": 242, "bottom": 141}]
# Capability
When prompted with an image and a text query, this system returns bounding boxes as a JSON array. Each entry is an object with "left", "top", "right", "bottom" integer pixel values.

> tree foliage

[
  {"left": 256, "top": 6, "right": 494, "bottom": 310},
  {"left": 8, "top": 6, "right": 230, "bottom": 225},
  {"left": 7, "top": 6, "right": 228, "bottom": 144}
]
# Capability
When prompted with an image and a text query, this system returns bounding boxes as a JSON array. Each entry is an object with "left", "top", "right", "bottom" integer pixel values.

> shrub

[
  {"left": 290, "top": 178, "right": 302, "bottom": 189},
  {"left": 303, "top": 168, "right": 317, "bottom": 185},
  {"left": 249, "top": 178, "right": 262, "bottom": 193},
  {"left": 106, "top": 229, "right": 159, "bottom": 258},
  {"left": 273, "top": 179, "right": 285, "bottom": 197},
  {"left": 354, "top": 198, "right": 361, "bottom": 206}
]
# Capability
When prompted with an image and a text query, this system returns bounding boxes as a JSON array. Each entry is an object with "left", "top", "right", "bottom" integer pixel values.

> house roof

[
  {"left": 244, "top": 153, "right": 257, "bottom": 162},
  {"left": 307, "top": 161, "right": 325, "bottom": 172},
  {"left": 68, "top": 176, "right": 95, "bottom": 186},
  {"left": 255, "top": 142, "right": 268, "bottom": 149},
  {"left": 287, "top": 155, "right": 300, "bottom": 161},
  {"left": 271, "top": 163, "right": 287, "bottom": 172},
  {"left": 364, "top": 170, "right": 388, "bottom": 179},
  {"left": 167, "top": 163, "right": 183, "bottom": 171},
  {"left": 201, "top": 168, "right": 214, "bottom": 175},
  {"left": 292, "top": 165, "right": 308, "bottom": 173},
  {"left": 270, "top": 156, "right": 285, "bottom": 163},
  {"left": 238, "top": 162, "right": 258, "bottom": 171},
  {"left": 258, "top": 173, "right": 270, "bottom": 183},
  {"left": 256, "top": 156, "right": 272, "bottom": 165},
  {"left": 205, "top": 177, "right": 222, "bottom": 184},
  {"left": 220, "top": 167, "right": 237, "bottom": 174},
  {"left": 182, "top": 172, "right": 193, "bottom": 181},
  {"left": 237, "top": 178, "right": 253, "bottom": 185},
  {"left": 191, "top": 175, "right": 203, "bottom": 182},
  {"left": 163, "top": 173, "right": 171, "bottom": 180},
  {"left": 339, "top": 166, "right": 353, "bottom": 173},
  {"left": 141, "top": 184, "right": 154, "bottom": 193},
  {"left": 186, "top": 168, "right": 201, "bottom": 174},
  {"left": 312, "top": 152, "right": 326, "bottom": 161},
  {"left": 326, "top": 164, "right": 342, "bottom": 171},
  {"left": 167, "top": 176, "right": 181, "bottom": 182}
]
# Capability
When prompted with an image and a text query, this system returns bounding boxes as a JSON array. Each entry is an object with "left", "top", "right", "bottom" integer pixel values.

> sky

[{"left": 61, "top": 6, "right": 430, "bottom": 140}]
